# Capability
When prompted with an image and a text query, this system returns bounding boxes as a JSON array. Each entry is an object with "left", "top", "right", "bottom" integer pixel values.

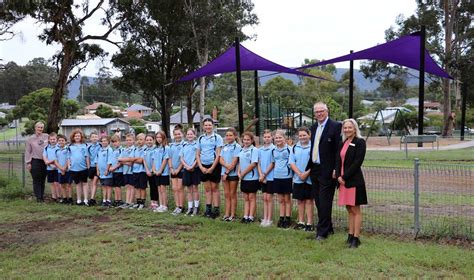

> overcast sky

[{"left": 0, "top": 0, "right": 417, "bottom": 76}]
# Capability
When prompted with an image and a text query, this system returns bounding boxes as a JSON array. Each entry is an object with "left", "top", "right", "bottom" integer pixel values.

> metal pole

[
  {"left": 414, "top": 158, "right": 420, "bottom": 238},
  {"left": 254, "top": 70, "right": 260, "bottom": 137},
  {"left": 418, "top": 26, "right": 426, "bottom": 147},
  {"left": 349, "top": 50, "right": 354, "bottom": 118},
  {"left": 235, "top": 37, "right": 244, "bottom": 135},
  {"left": 278, "top": 98, "right": 281, "bottom": 127},
  {"left": 460, "top": 82, "right": 467, "bottom": 141}
]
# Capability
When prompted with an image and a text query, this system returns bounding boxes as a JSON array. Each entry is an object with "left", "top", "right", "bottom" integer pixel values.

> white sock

[
  {"left": 77, "top": 200, "right": 82, "bottom": 204},
  {"left": 188, "top": 201, "right": 193, "bottom": 209},
  {"left": 249, "top": 216, "right": 254, "bottom": 220},
  {"left": 103, "top": 199, "right": 106, "bottom": 202},
  {"left": 84, "top": 199, "right": 88, "bottom": 203},
  {"left": 244, "top": 215, "right": 249, "bottom": 219},
  {"left": 194, "top": 200, "right": 200, "bottom": 207}
]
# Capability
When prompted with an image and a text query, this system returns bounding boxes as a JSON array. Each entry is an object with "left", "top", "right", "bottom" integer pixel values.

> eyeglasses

[{"left": 314, "top": 110, "right": 326, "bottom": 114}]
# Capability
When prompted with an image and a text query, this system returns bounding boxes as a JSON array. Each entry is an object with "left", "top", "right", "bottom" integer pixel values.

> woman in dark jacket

[{"left": 335, "top": 118, "right": 367, "bottom": 248}]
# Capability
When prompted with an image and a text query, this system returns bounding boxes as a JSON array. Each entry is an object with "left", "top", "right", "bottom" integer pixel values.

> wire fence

[{"left": 0, "top": 154, "right": 472, "bottom": 240}]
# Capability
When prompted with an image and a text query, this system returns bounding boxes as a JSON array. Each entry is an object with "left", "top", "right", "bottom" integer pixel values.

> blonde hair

[
  {"left": 341, "top": 118, "right": 362, "bottom": 142},
  {"left": 274, "top": 129, "right": 287, "bottom": 140}
]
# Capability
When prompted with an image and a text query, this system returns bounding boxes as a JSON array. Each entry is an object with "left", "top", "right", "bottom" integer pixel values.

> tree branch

[{"left": 77, "top": 0, "right": 105, "bottom": 25}]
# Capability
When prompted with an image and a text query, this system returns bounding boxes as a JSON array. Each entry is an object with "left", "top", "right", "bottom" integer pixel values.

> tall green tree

[
  {"left": 0, "top": 58, "right": 58, "bottom": 104},
  {"left": 5, "top": 0, "right": 132, "bottom": 132},
  {"left": 112, "top": 1, "right": 198, "bottom": 135},
  {"left": 184, "top": 0, "right": 258, "bottom": 128}
]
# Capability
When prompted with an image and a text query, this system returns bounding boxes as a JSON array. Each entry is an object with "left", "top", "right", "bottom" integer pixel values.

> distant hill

[
  {"left": 67, "top": 68, "right": 420, "bottom": 99},
  {"left": 67, "top": 76, "right": 96, "bottom": 100}
]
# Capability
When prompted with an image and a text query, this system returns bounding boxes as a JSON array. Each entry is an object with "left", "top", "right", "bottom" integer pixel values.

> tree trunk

[
  {"left": 47, "top": 50, "right": 74, "bottom": 133},
  {"left": 199, "top": 76, "right": 205, "bottom": 132},
  {"left": 441, "top": 0, "right": 453, "bottom": 137},
  {"left": 186, "top": 87, "right": 193, "bottom": 128}
]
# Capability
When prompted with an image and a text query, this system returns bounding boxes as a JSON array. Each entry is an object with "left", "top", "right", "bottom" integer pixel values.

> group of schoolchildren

[{"left": 42, "top": 118, "right": 315, "bottom": 230}]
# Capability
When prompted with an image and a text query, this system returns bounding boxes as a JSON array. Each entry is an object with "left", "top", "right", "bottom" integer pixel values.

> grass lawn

[
  {"left": 0, "top": 120, "right": 25, "bottom": 141},
  {"left": 0, "top": 200, "right": 472, "bottom": 279},
  {"left": 365, "top": 147, "right": 474, "bottom": 167}
]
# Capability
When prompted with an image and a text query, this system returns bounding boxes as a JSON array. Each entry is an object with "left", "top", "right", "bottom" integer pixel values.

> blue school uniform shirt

[
  {"left": 180, "top": 140, "right": 198, "bottom": 167},
  {"left": 238, "top": 145, "right": 259, "bottom": 181},
  {"left": 258, "top": 144, "right": 275, "bottom": 181},
  {"left": 169, "top": 140, "right": 184, "bottom": 170},
  {"left": 221, "top": 141, "right": 241, "bottom": 176},
  {"left": 55, "top": 146, "right": 70, "bottom": 173},
  {"left": 110, "top": 146, "right": 123, "bottom": 173},
  {"left": 272, "top": 144, "right": 293, "bottom": 179},
  {"left": 95, "top": 146, "right": 113, "bottom": 179},
  {"left": 143, "top": 145, "right": 155, "bottom": 173},
  {"left": 87, "top": 142, "right": 101, "bottom": 168},
  {"left": 43, "top": 144, "right": 59, "bottom": 170},
  {"left": 132, "top": 145, "right": 146, "bottom": 173},
  {"left": 68, "top": 143, "right": 88, "bottom": 172},
  {"left": 153, "top": 145, "right": 170, "bottom": 176},
  {"left": 120, "top": 146, "right": 135, "bottom": 175},
  {"left": 289, "top": 142, "right": 312, "bottom": 184},
  {"left": 197, "top": 132, "right": 223, "bottom": 165}
]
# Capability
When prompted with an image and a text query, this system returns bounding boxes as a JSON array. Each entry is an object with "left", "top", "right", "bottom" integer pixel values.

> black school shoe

[
  {"left": 304, "top": 224, "right": 314, "bottom": 232},
  {"left": 277, "top": 217, "right": 284, "bottom": 228},
  {"left": 211, "top": 207, "right": 220, "bottom": 219},
  {"left": 346, "top": 234, "right": 354, "bottom": 245},
  {"left": 294, "top": 222, "right": 305, "bottom": 230},
  {"left": 350, "top": 237, "right": 361, "bottom": 248},
  {"left": 89, "top": 199, "right": 97, "bottom": 206},
  {"left": 204, "top": 207, "right": 212, "bottom": 218},
  {"left": 240, "top": 217, "right": 248, "bottom": 224}
]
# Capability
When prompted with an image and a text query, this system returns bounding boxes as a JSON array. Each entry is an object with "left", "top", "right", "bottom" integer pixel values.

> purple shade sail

[
  {"left": 298, "top": 33, "right": 452, "bottom": 79},
  {"left": 177, "top": 44, "right": 324, "bottom": 82}
]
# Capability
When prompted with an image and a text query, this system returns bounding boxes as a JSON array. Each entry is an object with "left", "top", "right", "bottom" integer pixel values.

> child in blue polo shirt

[
  {"left": 197, "top": 118, "right": 224, "bottom": 219},
  {"left": 258, "top": 129, "right": 275, "bottom": 227},
  {"left": 180, "top": 128, "right": 200, "bottom": 216},
  {"left": 43, "top": 132, "right": 60, "bottom": 202},
  {"left": 109, "top": 135, "right": 124, "bottom": 207},
  {"left": 238, "top": 132, "right": 259, "bottom": 224},
  {"left": 54, "top": 134, "right": 72, "bottom": 204},
  {"left": 219, "top": 127, "right": 241, "bottom": 222},
  {"left": 131, "top": 133, "right": 147, "bottom": 209},
  {"left": 290, "top": 127, "right": 313, "bottom": 231},
  {"left": 86, "top": 131, "right": 100, "bottom": 206},
  {"left": 69, "top": 129, "right": 89, "bottom": 206},
  {"left": 118, "top": 134, "right": 135, "bottom": 209},
  {"left": 143, "top": 134, "right": 157, "bottom": 210},
  {"left": 96, "top": 136, "right": 113, "bottom": 206},
  {"left": 169, "top": 126, "right": 185, "bottom": 216},
  {"left": 273, "top": 129, "right": 293, "bottom": 229},
  {"left": 153, "top": 131, "right": 170, "bottom": 213}
]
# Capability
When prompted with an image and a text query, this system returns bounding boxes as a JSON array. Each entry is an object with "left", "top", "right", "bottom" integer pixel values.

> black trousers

[
  {"left": 148, "top": 176, "right": 158, "bottom": 201},
  {"left": 311, "top": 168, "right": 336, "bottom": 238},
  {"left": 30, "top": 158, "right": 47, "bottom": 200}
]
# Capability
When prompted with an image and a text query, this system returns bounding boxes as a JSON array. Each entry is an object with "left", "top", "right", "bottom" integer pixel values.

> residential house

[
  {"left": 60, "top": 118, "right": 130, "bottom": 139},
  {"left": 127, "top": 104, "right": 153, "bottom": 119}
]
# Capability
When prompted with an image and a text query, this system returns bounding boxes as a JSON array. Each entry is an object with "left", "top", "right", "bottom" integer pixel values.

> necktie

[{"left": 312, "top": 124, "right": 322, "bottom": 163}]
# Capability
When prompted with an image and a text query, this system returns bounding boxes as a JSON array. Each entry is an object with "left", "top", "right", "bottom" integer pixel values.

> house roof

[
  {"left": 84, "top": 102, "right": 113, "bottom": 110},
  {"left": 127, "top": 104, "right": 153, "bottom": 111},
  {"left": 0, "top": 104, "right": 15, "bottom": 110},
  {"left": 168, "top": 108, "right": 216, "bottom": 124},
  {"left": 60, "top": 118, "right": 129, "bottom": 126}
]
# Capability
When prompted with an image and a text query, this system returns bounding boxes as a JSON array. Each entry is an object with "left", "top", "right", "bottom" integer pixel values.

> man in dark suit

[{"left": 307, "top": 102, "right": 342, "bottom": 240}]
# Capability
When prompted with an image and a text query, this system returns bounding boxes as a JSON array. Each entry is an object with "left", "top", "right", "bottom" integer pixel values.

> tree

[
  {"left": 95, "top": 104, "right": 116, "bottom": 118},
  {"left": 360, "top": 1, "right": 473, "bottom": 136},
  {"left": 80, "top": 67, "right": 132, "bottom": 104},
  {"left": 6, "top": 1, "right": 132, "bottom": 133},
  {"left": 0, "top": 58, "right": 58, "bottom": 104},
  {"left": 112, "top": 1, "right": 197, "bottom": 136},
  {"left": 184, "top": 0, "right": 258, "bottom": 128},
  {"left": 12, "top": 88, "right": 79, "bottom": 135},
  {"left": 261, "top": 76, "right": 299, "bottom": 109}
]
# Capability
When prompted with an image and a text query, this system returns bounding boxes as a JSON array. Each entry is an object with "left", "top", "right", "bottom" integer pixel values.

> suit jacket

[
  {"left": 306, "top": 117, "right": 342, "bottom": 180},
  {"left": 335, "top": 137, "right": 366, "bottom": 188}
]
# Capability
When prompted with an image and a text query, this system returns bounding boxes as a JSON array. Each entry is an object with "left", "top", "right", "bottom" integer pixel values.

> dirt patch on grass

[{"left": 0, "top": 215, "right": 114, "bottom": 249}]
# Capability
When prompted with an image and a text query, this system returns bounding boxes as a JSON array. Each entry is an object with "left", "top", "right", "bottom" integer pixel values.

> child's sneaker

[
  {"left": 222, "top": 216, "right": 229, "bottom": 221},
  {"left": 192, "top": 207, "right": 199, "bottom": 216},
  {"left": 185, "top": 208, "right": 193, "bottom": 216},
  {"left": 227, "top": 216, "right": 234, "bottom": 222},
  {"left": 119, "top": 203, "right": 129, "bottom": 209},
  {"left": 137, "top": 204, "right": 145, "bottom": 210},
  {"left": 260, "top": 219, "right": 267, "bottom": 227},
  {"left": 294, "top": 222, "right": 305, "bottom": 230}
]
